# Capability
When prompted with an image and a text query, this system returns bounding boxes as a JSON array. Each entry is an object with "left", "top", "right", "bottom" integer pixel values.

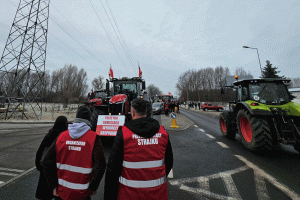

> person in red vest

[
  {"left": 104, "top": 98, "right": 173, "bottom": 200},
  {"left": 164, "top": 100, "right": 169, "bottom": 116},
  {"left": 41, "top": 105, "right": 106, "bottom": 200}
]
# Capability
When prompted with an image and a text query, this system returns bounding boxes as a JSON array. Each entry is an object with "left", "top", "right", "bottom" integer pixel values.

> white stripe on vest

[
  {"left": 119, "top": 176, "right": 166, "bottom": 188},
  {"left": 122, "top": 159, "right": 164, "bottom": 169},
  {"left": 56, "top": 163, "right": 93, "bottom": 174},
  {"left": 58, "top": 178, "right": 89, "bottom": 190}
]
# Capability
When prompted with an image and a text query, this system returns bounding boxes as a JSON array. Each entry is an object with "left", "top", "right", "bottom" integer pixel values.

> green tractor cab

[{"left": 220, "top": 77, "right": 300, "bottom": 153}]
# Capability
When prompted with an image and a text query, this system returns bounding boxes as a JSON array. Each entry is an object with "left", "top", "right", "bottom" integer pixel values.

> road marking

[
  {"left": 205, "top": 134, "right": 215, "bottom": 139},
  {"left": 168, "top": 169, "right": 174, "bottom": 178},
  {"left": 194, "top": 125, "right": 198, "bottom": 127},
  {"left": 217, "top": 142, "right": 229, "bottom": 148},
  {"left": 220, "top": 172, "right": 242, "bottom": 199},
  {"left": 198, "top": 176, "right": 209, "bottom": 191},
  {"left": 255, "top": 171, "right": 270, "bottom": 199},
  {"left": 169, "top": 155, "right": 300, "bottom": 199},
  {"left": 169, "top": 166, "right": 249, "bottom": 199},
  {"left": 0, "top": 172, "right": 18, "bottom": 177},
  {"left": 0, "top": 167, "right": 25, "bottom": 173},
  {"left": 0, "top": 166, "right": 36, "bottom": 189},
  {"left": 235, "top": 155, "right": 300, "bottom": 199},
  {"left": 199, "top": 129, "right": 205, "bottom": 132},
  {"left": 0, "top": 181, "right": 4, "bottom": 185}
]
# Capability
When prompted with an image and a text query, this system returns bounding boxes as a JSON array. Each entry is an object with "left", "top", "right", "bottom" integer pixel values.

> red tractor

[{"left": 90, "top": 77, "right": 151, "bottom": 134}]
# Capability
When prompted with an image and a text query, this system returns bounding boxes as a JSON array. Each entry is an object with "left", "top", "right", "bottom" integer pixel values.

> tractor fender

[
  {"left": 235, "top": 102, "right": 254, "bottom": 115},
  {"left": 235, "top": 102, "right": 273, "bottom": 116}
]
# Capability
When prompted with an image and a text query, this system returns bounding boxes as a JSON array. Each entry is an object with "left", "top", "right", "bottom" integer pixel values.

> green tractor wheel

[
  {"left": 237, "top": 109, "right": 274, "bottom": 152},
  {"left": 219, "top": 111, "right": 236, "bottom": 139}
]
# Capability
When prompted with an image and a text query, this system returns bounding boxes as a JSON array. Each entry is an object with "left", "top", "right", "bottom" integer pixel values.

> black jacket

[
  {"left": 35, "top": 128, "right": 65, "bottom": 199},
  {"left": 104, "top": 117, "right": 173, "bottom": 200}
]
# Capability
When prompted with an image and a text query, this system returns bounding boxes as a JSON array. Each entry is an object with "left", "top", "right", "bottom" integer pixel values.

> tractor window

[
  {"left": 115, "top": 83, "right": 137, "bottom": 94},
  {"left": 95, "top": 91, "right": 106, "bottom": 99},
  {"left": 237, "top": 87, "right": 242, "bottom": 101},
  {"left": 249, "top": 83, "right": 290, "bottom": 105},
  {"left": 241, "top": 87, "right": 248, "bottom": 101}
]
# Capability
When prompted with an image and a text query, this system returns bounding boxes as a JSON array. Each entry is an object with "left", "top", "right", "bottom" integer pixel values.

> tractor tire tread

[
  {"left": 237, "top": 109, "right": 274, "bottom": 152},
  {"left": 219, "top": 111, "right": 236, "bottom": 139}
]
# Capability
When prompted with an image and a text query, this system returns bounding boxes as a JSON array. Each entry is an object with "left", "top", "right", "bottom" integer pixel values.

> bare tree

[
  {"left": 235, "top": 67, "right": 252, "bottom": 76},
  {"left": 290, "top": 78, "right": 300, "bottom": 88},
  {"left": 51, "top": 64, "right": 88, "bottom": 104},
  {"left": 147, "top": 84, "right": 162, "bottom": 99},
  {"left": 92, "top": 76, "right": 105, "bottom": 91}
]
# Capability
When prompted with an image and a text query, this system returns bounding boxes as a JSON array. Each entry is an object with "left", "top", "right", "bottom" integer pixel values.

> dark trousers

[
  {"left": 165, "top": 109, "right": 169, "bottom": 116},
  {"left": 55, "top": 196, "right": 91, "bottom": 200}
]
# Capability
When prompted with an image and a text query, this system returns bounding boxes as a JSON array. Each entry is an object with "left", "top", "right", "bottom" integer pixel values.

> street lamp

[{"left": 243, "top": 46, "right": 263, "bottom": 77}]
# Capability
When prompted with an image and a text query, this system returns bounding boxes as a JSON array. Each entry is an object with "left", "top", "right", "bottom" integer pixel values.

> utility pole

[{"left": 0, "top": 0, "right": 50, "bottom": 120}]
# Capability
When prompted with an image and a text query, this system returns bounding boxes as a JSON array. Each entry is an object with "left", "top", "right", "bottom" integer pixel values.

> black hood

[{"left": 124, "top": 117, "right": 160, "bottom": 138}]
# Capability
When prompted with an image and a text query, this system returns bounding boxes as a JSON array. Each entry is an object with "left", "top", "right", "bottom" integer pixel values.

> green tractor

[{"left": 219, "top": 77, "right": 300, "bottom": 153}]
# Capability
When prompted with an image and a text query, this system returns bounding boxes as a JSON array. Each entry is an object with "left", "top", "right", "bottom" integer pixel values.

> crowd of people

[
  {"left": 163, "top": 100, "right": 180, "bottom": 116},
  {"left": 36, "top": 98, "right": 173, "bottom": 200},
  {"left": 187, "top": 102, "right": 201, "bottom": 110}
]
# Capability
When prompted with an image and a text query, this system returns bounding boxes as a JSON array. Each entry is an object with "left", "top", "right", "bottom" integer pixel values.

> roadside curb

[{"left": 161, "top": 113, "right": 194, "bottom": 131}]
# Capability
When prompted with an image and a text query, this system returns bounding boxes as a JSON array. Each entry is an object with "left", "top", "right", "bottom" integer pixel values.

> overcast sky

[{"left": 0, "top": 0, "right": 299, "bottom": 96}]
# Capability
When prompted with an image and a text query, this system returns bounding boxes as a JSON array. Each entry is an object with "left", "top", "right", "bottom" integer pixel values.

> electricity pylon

[{"left": 0, "top": 0, "right": 50, "bottom": 120}]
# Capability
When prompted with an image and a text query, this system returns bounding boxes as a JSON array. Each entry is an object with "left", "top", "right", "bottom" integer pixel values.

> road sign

[{"left": 171, "top": 112, "right": 176, "bottom": 119}]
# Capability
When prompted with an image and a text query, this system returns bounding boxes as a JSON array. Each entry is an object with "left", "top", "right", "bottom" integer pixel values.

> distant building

[{"left": 289, "top": 88, "right": 300, "bottom": 104}]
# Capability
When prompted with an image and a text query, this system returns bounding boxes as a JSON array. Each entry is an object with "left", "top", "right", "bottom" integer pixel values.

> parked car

[
  {"left": 152, "top": 102, "right": 164, "bottom": 114},
  {"left": 201, "top": 103, "right": 223, "bottom": 111}
]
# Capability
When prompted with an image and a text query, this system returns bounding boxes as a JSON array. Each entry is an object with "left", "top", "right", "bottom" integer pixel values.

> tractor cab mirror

[{"left": 142, "top": 81, "right": 146, "bottom": 90}]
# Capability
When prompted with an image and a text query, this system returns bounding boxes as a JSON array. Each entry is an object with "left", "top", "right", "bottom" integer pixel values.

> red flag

[
  {"left": 109, "top": 65, "right": 114, "bottom": 78},
  {"left": 138, "top": 65, "right": 142, "bottom": 78}
]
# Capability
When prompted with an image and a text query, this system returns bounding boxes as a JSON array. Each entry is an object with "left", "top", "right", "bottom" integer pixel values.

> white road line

[
  {"left": 0, "top": 172, "right": 18, "bottom": 177},
  {"left": 0, "top": 167, "right": 25, "bottom": 173},
  {"left": 194, "top": 125, "right": 198, "bottom": 127},
  {"left": 235, "top": 155, "right": 300, "bottom": 199},
  {"left": 0, "top": 166, "right": 36, "bottom": 189},
  {"left": 254, "top": 171, "right": 270, "bottom": 200},
  {"left": 169, "top": 166, "right": 250, "bottom": 200},
  {"left": 206, "top": 134, "right": 215, "bottom": 139},
  {"left": 217, "top": 142, "right": 229, "bottom": 148},
  {"left": 0, "top": 181, "right": 4, "bottom": 185},
  {"left": 199, "top": 129, "right": 205, "bottom": 132},
  {"left": 198, "top": 176, "right": 210, "bottom": 191},
  {"left": 220, "top": 173, "right": 242, "bottom": 199},
  {"left": 168, "top": 169, "right": 174, "bottom": 178}
]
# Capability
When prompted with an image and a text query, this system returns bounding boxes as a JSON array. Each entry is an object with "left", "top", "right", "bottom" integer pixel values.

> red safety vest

[
  {"left": 56, "top": 130, "right": 96, "bottom": 200},
  {"left": 118, "top": 126, "right": 169, "bottom": 200},
  {"left": 164, "top": 103, "right": 169, "bottom": 110}
]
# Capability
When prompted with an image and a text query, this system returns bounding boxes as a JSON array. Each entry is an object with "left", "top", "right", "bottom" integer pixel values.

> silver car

[{"left": 152, "top": 102, "right": 164, "bottom": 115}]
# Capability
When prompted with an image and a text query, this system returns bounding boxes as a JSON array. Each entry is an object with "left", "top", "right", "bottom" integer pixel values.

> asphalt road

[{"left": 1, "top": 111, "right": 300, "bottom": 200}]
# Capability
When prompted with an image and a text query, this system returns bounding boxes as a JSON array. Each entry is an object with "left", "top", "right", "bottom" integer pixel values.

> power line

[
  {"left": 48, "top": 33, "right": 106, "bottom": 76},
  {"left": 50, "top": 16, "right": 107, "bottom": 67},
  {"left": 6, "top": 0, "right": 108, "bottom": 76},
  {"left": 88, "top": 0, "right": 131, "bottom": 76},
  {"left": 51, "top": 3, "right": 109, "bottom": 67},
  {"left": 100, "top": 0, "right": 135, "bottom": 73},
  {"left": 105, "top": 0, "right": 137, "bottom": 73}
]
